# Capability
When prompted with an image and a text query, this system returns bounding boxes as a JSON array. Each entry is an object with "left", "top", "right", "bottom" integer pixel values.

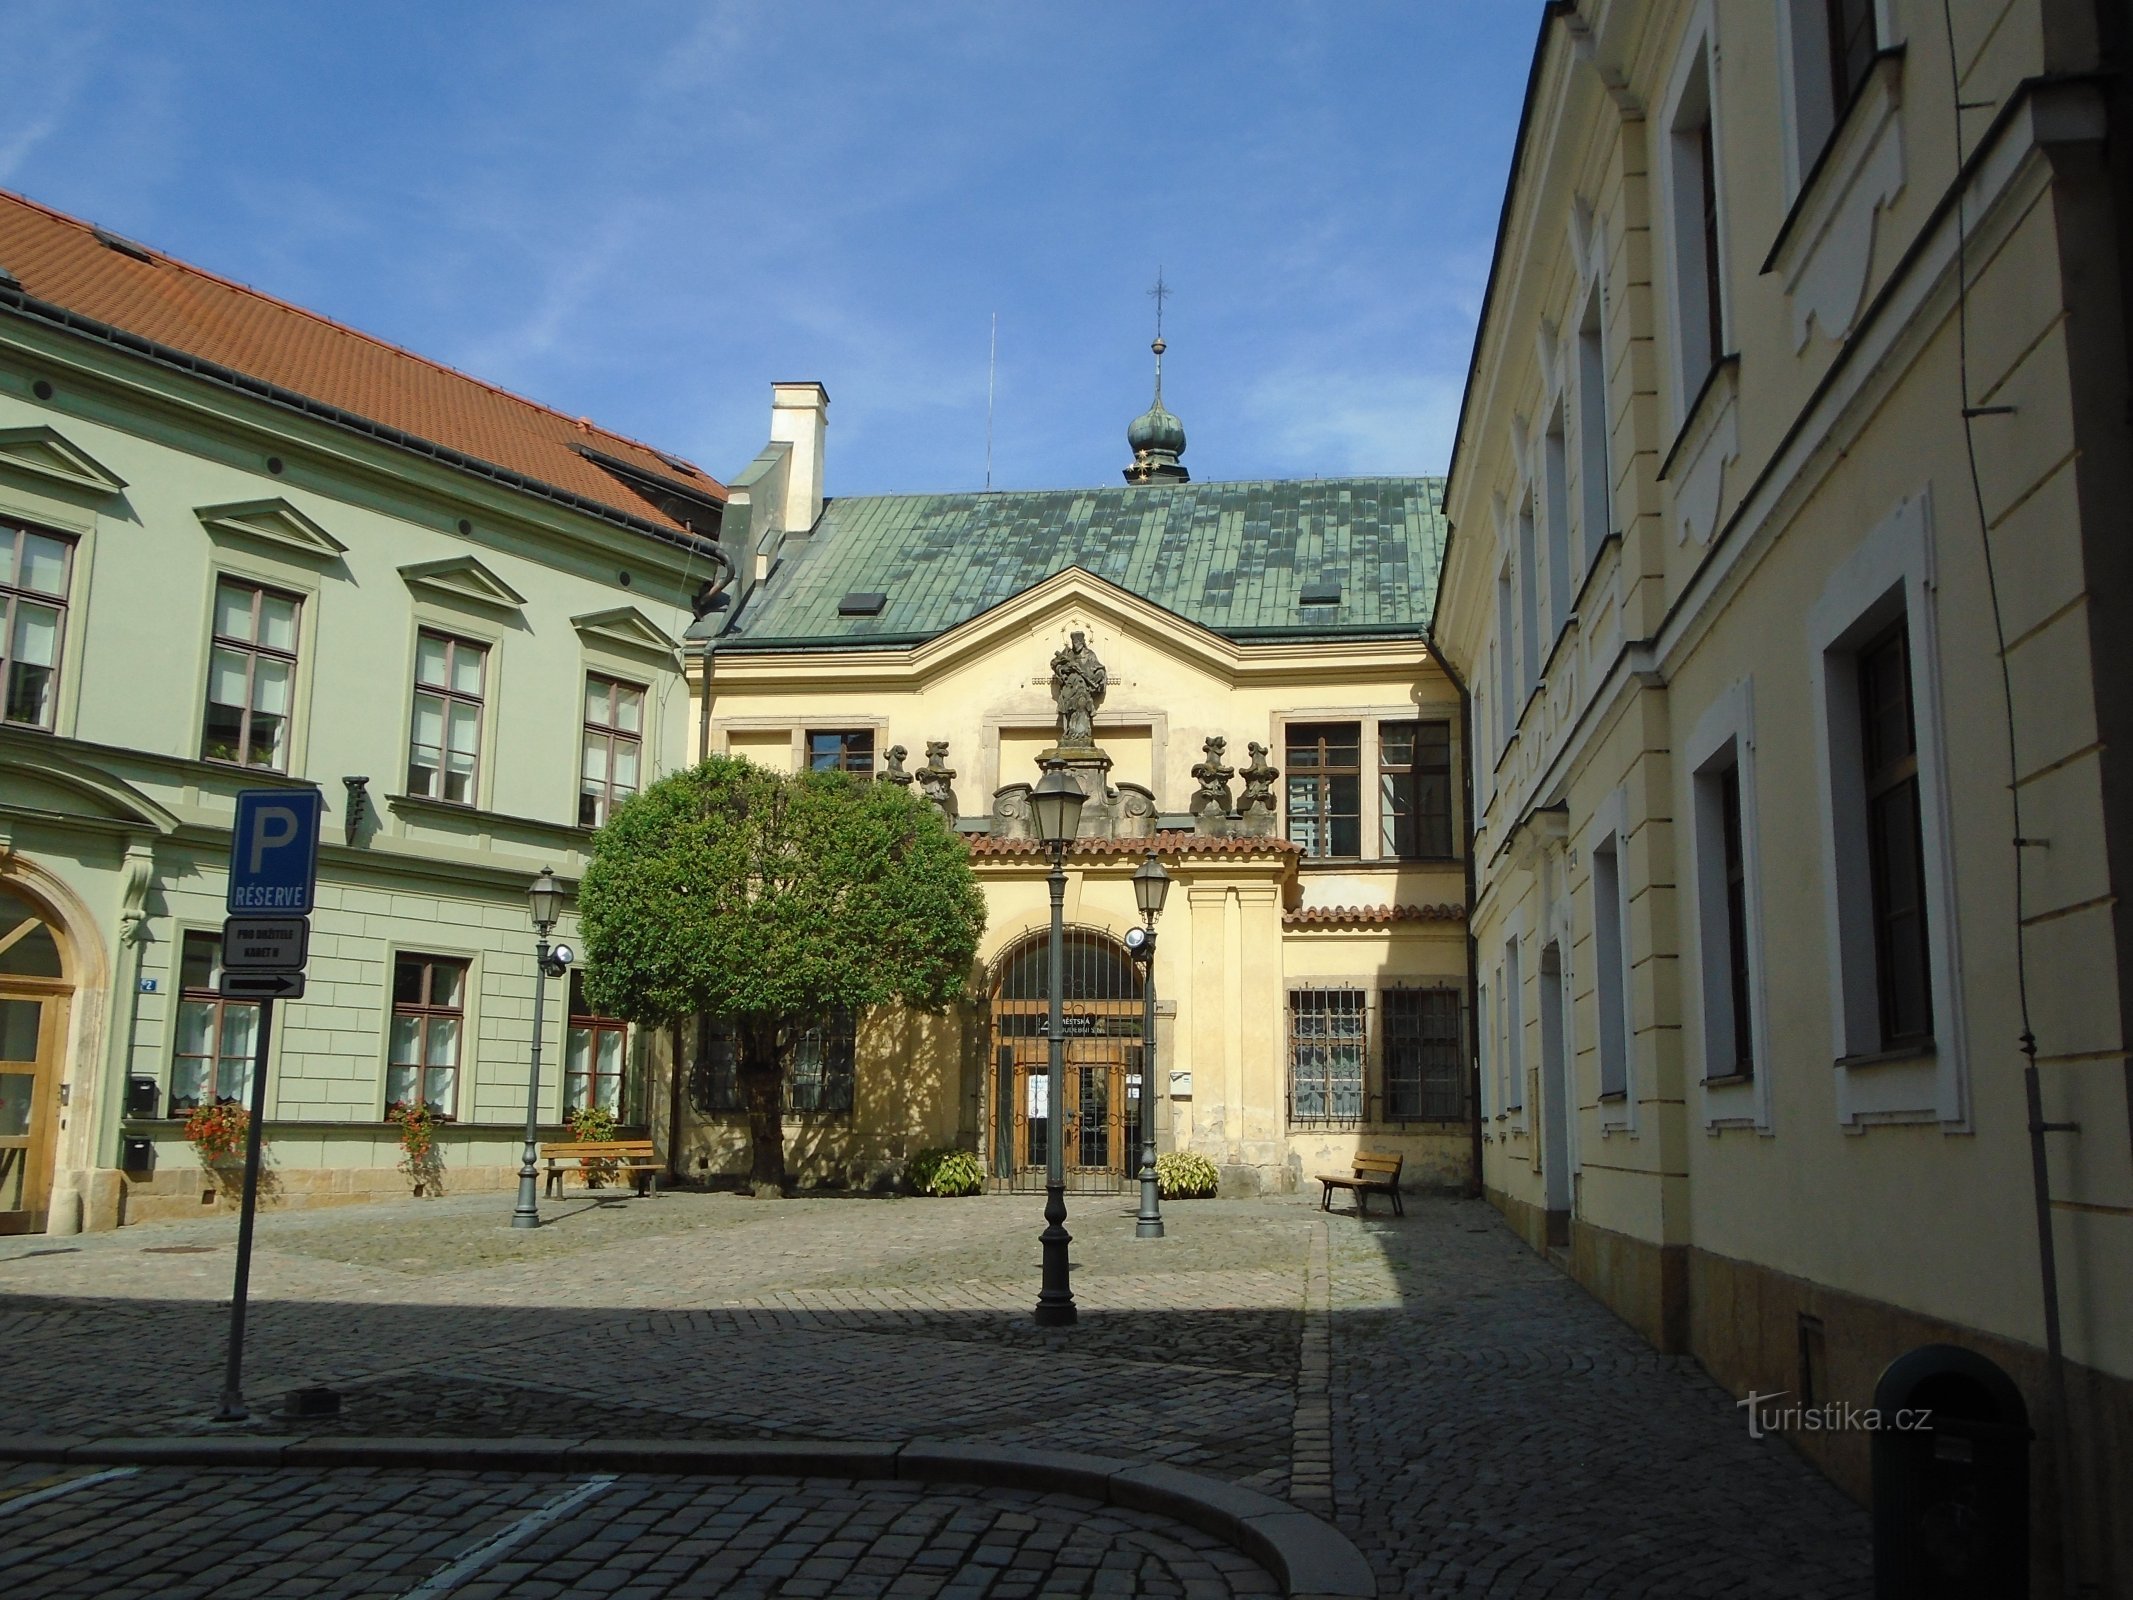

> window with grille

[
  {"left": 1380, "top": 720, "right": 1454, "bottom": 859},
  {"left": 1384, "top": 987, "right": 1464, "bottom": 1121},
  {"left": 565, "top": 970, "right": 633, "bottom": 1119},
  {"left": 1, "top": 520, "right": 72, "bottom": 730},
  {"left": 387, "top": 954, "right": 467, "bottom": 1117},
  {"left": 1285, "top": 724, "right": 1362, "bottom": 858},
  {"left": 807, "top": 729, "right": 875, "bottom": 774},
  {"left": 1288, "top": 988, "right": 1366, "bottom": 1125},
  {"left": 408, "top": 632, "right": 487, "bottom": 805},
  {"left": 787, "top": 1009, "right": 856, "bottom": 1114},
  {"left": 201, "top": 579, "right": 299, "bottom": 771},
  {"left": 690, "top": 1017, "right": 742, "bottom": 1114},
  {"left": 689, "top": 1011, "right": 856, "bottom": 1115},
  {"left": 579, "top": 675, "right": 645, "bottom": 828},
  {"left": 170, "top": 932, "right": 258, "bottom": 1113}
]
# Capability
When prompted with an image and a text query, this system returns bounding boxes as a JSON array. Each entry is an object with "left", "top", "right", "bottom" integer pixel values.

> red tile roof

[
  {"left": 1284, "top": 904, "right": 1467, "bottom": 927},
  {"left": 965, "top": 830, "right": 1300, "bottom": 860},
  {"left": 0, "top": 189, "right": 722, "bottom": 538}
]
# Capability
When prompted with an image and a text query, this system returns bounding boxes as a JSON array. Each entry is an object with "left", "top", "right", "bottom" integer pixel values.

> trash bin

[{"left": 1871, "top": 1343, "right": 2030, "bottom": 1599}]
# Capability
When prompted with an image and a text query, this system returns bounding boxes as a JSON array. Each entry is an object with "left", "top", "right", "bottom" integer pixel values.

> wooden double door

[{"left": 993, "top": 999, "right": 1144, "bottom": 1188}]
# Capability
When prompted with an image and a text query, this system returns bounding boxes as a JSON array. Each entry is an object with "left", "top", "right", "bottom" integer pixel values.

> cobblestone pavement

[
  {"left": 0, "top": 1464, "right": 1279, "bottom": 1599},
  {"left": 0, "top": 1189, "right": 1874, "bottom": 1596}
]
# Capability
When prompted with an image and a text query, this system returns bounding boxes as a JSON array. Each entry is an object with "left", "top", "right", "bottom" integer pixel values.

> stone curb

[{"left": 0, "top": 1433, "right": 1374, "bottom": 1599}]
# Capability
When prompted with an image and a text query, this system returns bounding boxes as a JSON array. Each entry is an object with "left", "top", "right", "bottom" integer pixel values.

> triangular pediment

[
  {"left": 0, "top": 735, "right": 178, "bottom": 834},
  {"left": 398, "top": 556, "right": 527, "bottom": 613},
  {"left": 0, "top": 426, "right": 127, "bottom": 497},
  {"left": 195, "top": 498, "right": 348, "bottom": 560},
  {"left": 571, "top": 606, "right": 681, "bottom": 658}
]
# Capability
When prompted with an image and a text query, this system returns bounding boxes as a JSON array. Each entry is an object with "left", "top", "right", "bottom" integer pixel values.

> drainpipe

[{"left": 1427, "top": 624, "right": 1485, "bottom": 1201}]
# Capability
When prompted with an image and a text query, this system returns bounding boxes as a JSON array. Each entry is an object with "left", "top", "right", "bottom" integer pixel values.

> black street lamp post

[
  {"left": 511, "top": 868, "right": 572, "bottom": 1230},
  {"left": 1127, "top": 852, "right": 1170, "bottom": 1239},
  {"left": 1028, "top": 766, "right": 1087, "bottom": 1326}
]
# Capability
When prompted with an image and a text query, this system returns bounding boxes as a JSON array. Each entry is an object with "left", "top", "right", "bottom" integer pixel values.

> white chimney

[{"left": 769, "top": 382, "right": 828, "bottom": 533}]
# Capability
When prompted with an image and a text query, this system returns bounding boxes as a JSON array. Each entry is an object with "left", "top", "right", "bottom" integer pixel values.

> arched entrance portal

[
  {"left": 990, "top": 930, "right": 1143, "bottom": 1193},
  {"left": 0, "top": 883, "right": 72, "bottom": 1234}
]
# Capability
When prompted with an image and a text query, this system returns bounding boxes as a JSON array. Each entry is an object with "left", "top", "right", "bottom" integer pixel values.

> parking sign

[{"left": 227, "top": 789, "right": 324, "bottom": 914}]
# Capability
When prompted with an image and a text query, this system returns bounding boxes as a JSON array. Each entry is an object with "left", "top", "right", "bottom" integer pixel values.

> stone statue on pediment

[
  {"left": 1236, "top": 741, "right": 1279, "bottom": 836},
  {"left": 1191, "top": 735, "right": 1235, "bottom": 822},
  {"left": 1049, "top": 631, "right": 1107, "bottom": 748},
  {"left": 882, "top": 744, "right": 914, "bottom": 788},
  {"left": 916, "top": 740, "right": 958, "bottom": 824}
]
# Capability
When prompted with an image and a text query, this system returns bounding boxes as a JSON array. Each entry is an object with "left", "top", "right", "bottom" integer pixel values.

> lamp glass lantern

[
  {"left": 1132, "top": 854, "right": 1171, "bottom": 919},
  {"left": 527, "top": 869, "right": 564, "bottom": 933},
  {"left": 1029, "top": 767, "right": 1087, "bottom": 845}
]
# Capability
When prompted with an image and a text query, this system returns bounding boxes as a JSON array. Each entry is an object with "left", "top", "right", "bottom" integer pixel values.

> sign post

[{"left": 214, "top": 788, "right": 322, "bottom": 1423}]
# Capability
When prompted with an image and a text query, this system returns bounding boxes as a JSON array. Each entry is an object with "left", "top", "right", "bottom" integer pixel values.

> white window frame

[
  {"left": 1476, "top": 974, "right": 1494, "bottom": 1122},
  {"left": 1684, "top": 680, "right": 1772, "bottom": 1131},
  {"left": 1807, "top": 490, "right": 1968, "bottom": 1128},
  {"left": 1585, "top": 787, "right": 1636, "bottom": 1134},
  {"left": 1543, "top": 395, "right": 1572, "bottom": 645},
  {"left": 1775, "top": 0, "right": 1898, "bottom": 198},
  {"left": 1656, "top": 6, "right": 1729, "bottom": 428},
  {"left": 1502, "top": 933, "right": 1526, "bottom": 1120}
]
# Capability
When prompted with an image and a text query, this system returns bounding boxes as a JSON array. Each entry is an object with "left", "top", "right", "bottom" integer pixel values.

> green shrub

[
  {"left": 904, "top": 1146, "right": 985, "bottom": 1196},
  {"left": 1156, "top": 1149, "right": 1220, "bottom": 1199}
]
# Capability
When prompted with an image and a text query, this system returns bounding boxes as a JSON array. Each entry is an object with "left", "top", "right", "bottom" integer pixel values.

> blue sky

[{"left": 0, "top": 2, "right": 1535, "bottom": 496}]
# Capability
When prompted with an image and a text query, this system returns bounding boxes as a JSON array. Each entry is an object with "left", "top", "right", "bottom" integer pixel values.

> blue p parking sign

[{"left": 227, "top": 789, "right": 324, "bottom": 914}]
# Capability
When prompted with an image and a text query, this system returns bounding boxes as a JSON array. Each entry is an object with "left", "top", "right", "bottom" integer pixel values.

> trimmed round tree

[{"left": 578, "top": 754, "right": 986, "bottom": 1194}]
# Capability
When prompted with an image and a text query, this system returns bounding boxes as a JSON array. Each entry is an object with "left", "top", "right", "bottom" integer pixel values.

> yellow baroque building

[
  {"left": 684, "top": 381, "right": 1474, "bottom": 1198},
  {"left": 1430, "top": 2, "right": 2133, "bottom": 1587}
]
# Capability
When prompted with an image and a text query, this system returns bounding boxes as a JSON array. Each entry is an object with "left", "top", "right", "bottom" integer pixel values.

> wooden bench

[
  {"left": 1315, "top": 1152, "right": 1404, "bottom": 1216},
  {"left": 539, "top": 1139, "right": 660, "bottom": 1198}
]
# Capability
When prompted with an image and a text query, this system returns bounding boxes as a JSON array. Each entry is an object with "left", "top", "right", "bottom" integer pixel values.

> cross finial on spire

[{"left": 1147, "top": 268, "right": 1170, "bottom": 343}]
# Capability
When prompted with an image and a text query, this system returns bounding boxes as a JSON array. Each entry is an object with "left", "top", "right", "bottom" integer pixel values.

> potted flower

[
  {"left": 184, "top": 1099, "right": 258, "bottom": 1204},
  {"left": 568, "top": 1104, "right": 620, "bottom": 1188},
  {"left": 386, "top": 1100, "right": 445, "bottom": 1197}
]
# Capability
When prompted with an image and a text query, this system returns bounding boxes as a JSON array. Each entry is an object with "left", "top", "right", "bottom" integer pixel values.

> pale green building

[{"left": 0, "top": 189, "right": 727, "bottom": 1231}]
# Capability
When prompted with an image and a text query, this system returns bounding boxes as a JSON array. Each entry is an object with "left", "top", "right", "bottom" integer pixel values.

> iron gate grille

[{"left": 1288, "top": 987, "right": 1368, "bottom": 1126}]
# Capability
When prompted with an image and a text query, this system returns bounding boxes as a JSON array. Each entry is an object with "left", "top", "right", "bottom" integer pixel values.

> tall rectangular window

[
  {"left": 565, "top": 970, "right": 631, "bottom": 1118},
  {"left": 1, "top": 521, "right": 72, "bottom": 730},
  {"left": 1543, "top": 400, "right": 1571, "bottom": 637},
  {"left": 388, "top": 954, "right": 467, "bottom": 1117},
  {"left": 408, "top": 632, "right": 486, "bottom": 805},
  {"left": 1285, "top": 723, "right": 1363, "bottom": 858},
  {"left": 580, "top": 675, "right": 645, "bottom": 827},
  {"left": 1593, "top": 838, "right": 1631, "bottom": 1101},
  {"left": 1504, "top": 942, "right": 1525, "bottom": 1111},
  {"left": 787, "top": 1009, "right": 856, "bottom": 1114},
  {"left": 1826, "top": 0, "right": 1876, "bottom": 116},
  {"left": 1669, "top": 49, "right": 1725, "bottom": 393},
  {"left": 807, "top": 729, "right": 875, "bottom": 774},
  {"left": 1288, "top": 988, "right": 1366, "bottom": 1125},
  {"left": 1380, "top": 720, "right": 1454, "bottom": 859},
  {"left": 1384, "top": 987, "right": 1464, "bottom": 1121},
  {"left": 1517, "top": 497, "right": 1540, "bottom": 697},
  {"left": 1860, "top": 618, "right": 1933, "bottom": 1048},
  {"left": 1495, "top": 569, "right": 1516, "bottom": 748},
  {"left": 1577, "top": 283, "right": 1612, "bottom": 569},
  {"left": 171, "top": 931, "right": 259, "bottom": 1113},
  {"left": 201, "top": 579, "right": 299, "bottom": 771},
  {"left": 1720, "top": 764, "right": 1755, "bottom": 1076}
]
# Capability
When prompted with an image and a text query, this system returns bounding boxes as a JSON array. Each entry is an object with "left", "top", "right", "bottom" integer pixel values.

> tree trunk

[
  {"left": 666, "top": 1017, "right": 687, "bottom": 1185},
  {"left": 741, "top": 1021, "right": 787, "bottom": 1196}
]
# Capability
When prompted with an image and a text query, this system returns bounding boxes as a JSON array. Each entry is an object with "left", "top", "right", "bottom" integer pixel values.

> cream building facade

[
  {"left": 0, "top": 191, "right": 725, "bottom": 1229},
  {"left": 1430, "top": 0, "right": 2133, "bottom": 1587},
  {"left": 687, "top": 382, "right": 1474, "bottom": 1198}
]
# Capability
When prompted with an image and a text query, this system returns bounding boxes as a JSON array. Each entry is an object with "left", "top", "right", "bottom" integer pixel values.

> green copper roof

[{"left": 723, "top": 477, "right": 1446, "bottom": 649}]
